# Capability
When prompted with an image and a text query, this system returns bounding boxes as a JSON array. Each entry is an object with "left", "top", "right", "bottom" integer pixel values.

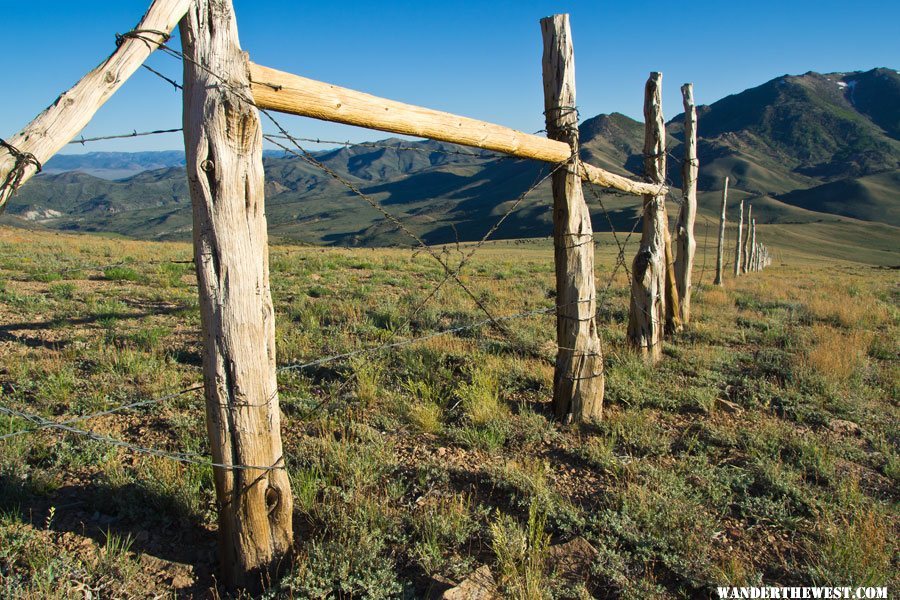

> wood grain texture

[
  {"left": 663, "top": 204, "right": 682, "bottom": 334},
  {"left": 627, "top": 72, "right": 667, "bottom": 363},
  {"left": 714, "top": 177, "right": 728, "bottom": 285},
  {"left": 0, "top": 0, "right": 191, "bottom": 210},
  {"left": 181, "top": 1, "right": 292, "bottom": 589},
  {"left": 674, "top": 83, "right": 698, "bottom": 324},
  {"left": 734, "top": 196, "right": 744, "bottom": 277},
  {"left": 249, "top": 62, "right": 665, "bottom": 197},
  {"left": 541, "top": 14, "right": 603, "bottom": 423}
]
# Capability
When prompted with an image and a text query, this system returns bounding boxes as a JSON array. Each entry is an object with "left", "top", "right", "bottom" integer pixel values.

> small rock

[
  {"left": 546, "top": 537, "right": 599, "bottom": 580},
  {"left": 437, "top": 447, "right": 447, "bottom": 457},
  {"left": 441, "top": 565, "right": 496, "bottom": 600},
  {"left": 715, "top": 398, "right": 742, "bottom": 414},
  {"left": 829, "top": 419, "right": 861, "bottom": 436}
]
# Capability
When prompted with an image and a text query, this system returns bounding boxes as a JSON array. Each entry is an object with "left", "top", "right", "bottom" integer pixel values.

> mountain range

[{"left": 3, "top": 67, "right": 898, "bottom": 248}]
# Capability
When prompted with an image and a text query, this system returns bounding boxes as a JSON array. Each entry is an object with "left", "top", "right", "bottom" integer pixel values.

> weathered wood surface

[
  {"left": 181, "top": 1, "right": 292, "bottom": 589},
  {"left": 742, "top": 204, "right": 753, "bottom": 273},
  {"left": 714, "top": 177, "right": 728, "bottom": 285},
  {"left": 734, "top": 196, "right": 744, "bottom": 277},
  {"left": 541, "top": 14, "right": 603, "bottom": 423},
  {"left": 249, "top": 62, "right": 665, "bottom": 196},
  {"left": 749, "top": 219, "right": 757, "bottom": 272},
  {"left": 663, "top": 212, "right": 682, "bottom": 334},
  {"left": 674, "top": 83, "right": 698, "bottom": 325},
  {"left": 0, "top": 0, "right": 192, "bottom": 211},
  {"left": 628, "top": 72, "right": 667, "bottom": 362}
]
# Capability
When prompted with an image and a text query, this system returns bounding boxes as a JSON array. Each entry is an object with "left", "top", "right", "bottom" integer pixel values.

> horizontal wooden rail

[{"left": 249, "top": 63, "right": 664, "bottom": 197}]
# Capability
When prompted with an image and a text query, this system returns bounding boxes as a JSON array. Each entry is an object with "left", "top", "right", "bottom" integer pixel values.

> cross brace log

[
  {"left": 0, "top": 0, "right": 192, "bottom": 211},
  {"left": 248, "top": 63, "right": 664, "bottom": 197}
]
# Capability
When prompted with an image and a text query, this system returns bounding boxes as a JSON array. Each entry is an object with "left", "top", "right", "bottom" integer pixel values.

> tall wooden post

[
  {"left": 674, "top": 83, "right": 698, "bottom": 326},
  {"left": 628, "top": 72, "right": 667, "bottom": 363},
  {"left": 181, "top": 1, "right": 292, "bottom": 589},
  {"left": 713, "top": 177, "right": 728, "bottom": 285},
  {"left": 734, "top": 196, "right": 744, "bottom": 277},
  {"left": 749, "top": 219, "right": 757, "bottom": 272},
  {"left": 541, "top": 14, "right": 603, "bottom": 423},
  {"left": 742, "top": 204, "right": 753, "bottom": 273}
]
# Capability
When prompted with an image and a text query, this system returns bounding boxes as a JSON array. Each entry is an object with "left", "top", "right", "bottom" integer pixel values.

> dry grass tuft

[{"left": 803, "top": 324, "right": 872, "bottom": 385}]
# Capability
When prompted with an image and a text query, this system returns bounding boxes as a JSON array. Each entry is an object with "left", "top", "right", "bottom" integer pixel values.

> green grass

[{"left": 0, "top": 225, "right": 896, "bottom": 597}]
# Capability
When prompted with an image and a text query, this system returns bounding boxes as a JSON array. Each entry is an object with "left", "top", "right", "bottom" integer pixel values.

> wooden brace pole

[
  {"left": 541, "top": 13, "right": 603, "bottom": 423},
  {"left": 627, "top": 72, "right": 667, "bottom": 363},
  {"left": 0, "top": 0, "right": 192, "bottom": 211},
  {"left": 248, "top": 63, "right": 664, "bottom": 196},
  {"left": 181, "top": 0, "right": 292, "bottom": 590},
  {"left": 714, "top": 177, "right": 728, "bottom": 285},
  {"left": 673, "top": 82, "right": 698, "bottom": 327}
]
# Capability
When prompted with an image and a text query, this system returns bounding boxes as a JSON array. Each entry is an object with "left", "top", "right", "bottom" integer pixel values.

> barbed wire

[
  {"left": 0, "top": 385, "right": 203, "bottom": 442},
  {"left": 0, "top": 137, "right": 42, "bottom": 202},
  {"left": 261, "top": 130, "right": 551, "bottom": 350},
  {"left": 68, "top": 128, "right": 183, "bottom": 145},
  {"left": 0, "top": 401, "right": 283, "bottom": 471}
]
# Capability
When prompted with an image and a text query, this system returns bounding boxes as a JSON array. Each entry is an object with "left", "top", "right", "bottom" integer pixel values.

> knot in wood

[
  {"left": 105, "top": 71, "right": 116, "bottom": 84},
  {"left": 265, "top": 486, "right": 280, "bottom": 514},
  {"left": 201, "top": 159, "right": 215, "bottom": 172}
]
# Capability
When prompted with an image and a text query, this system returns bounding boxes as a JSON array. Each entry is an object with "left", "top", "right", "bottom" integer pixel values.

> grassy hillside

[
  {"left": 775, "top": 170, "right": 900, "bottom": 226},
  {"left": 0, "top": 226, "right": 896, "bottom": 598}
]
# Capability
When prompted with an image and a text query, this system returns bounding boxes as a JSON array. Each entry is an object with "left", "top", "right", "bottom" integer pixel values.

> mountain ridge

[{"left": 4, "top": 68, "right": 898, "bottom": 248}]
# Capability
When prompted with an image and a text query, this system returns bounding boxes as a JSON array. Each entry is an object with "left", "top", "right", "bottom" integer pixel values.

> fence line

[{"left": 0, "top": 26, "right": 726, "bottom": 478}]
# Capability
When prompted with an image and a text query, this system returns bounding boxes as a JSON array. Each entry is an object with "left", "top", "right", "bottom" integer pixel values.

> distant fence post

[
  {"left": 674, "top": 83, "right": 698, "bottom": 325},
  {"left": 742, "top": 204, "right": 753, "bottom": 273},
  {"left": 734, "top": 196, "right": 744, "bottom": 277},
  {"left": 181, "top": 0, "right": 293, "bottom": 590},
  {"left": 749, "top": 218, "right": 757, "bottom": 272},
  {"left": 628, "top": 72, "right": 667, "bottom": 363},
  {"left": 540, "top": 14, "right": 604, "bottom": 423},
  {"left": 714, "top": 177, "right": 728, "bottom": 285}
]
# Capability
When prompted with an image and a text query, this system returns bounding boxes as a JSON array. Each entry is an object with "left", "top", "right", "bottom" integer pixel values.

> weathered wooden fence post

[
  {"left": 748, "top": 218, "right": 757, "bottom": 272},
  {"left": 664, "top": 223, "right": 682, "bottom": 334},
  {"left": 713, "top": 177, "right": 728, "bottom": 285},
  {"left": 181, "top": 0, "right": 293, "bottom": 589},
  {"left": 674, "top": 83, "right": 698, "bottom": 325},
  {"left": 742, "top": 204, "right": 753, "bottom": 273},
  {"left": 628, "top": 72, "right": 667, "bottom": 362},
  {"left": 734, "top": 196, "right": 744, "bottom": 277},
  {"left": 541, "top": 14, "right": 603, "bottom": 423}
]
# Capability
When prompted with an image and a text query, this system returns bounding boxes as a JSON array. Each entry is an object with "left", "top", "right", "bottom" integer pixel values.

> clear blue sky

[{"left": 1, "top": 1, "right": 897, "bottom": 154}]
